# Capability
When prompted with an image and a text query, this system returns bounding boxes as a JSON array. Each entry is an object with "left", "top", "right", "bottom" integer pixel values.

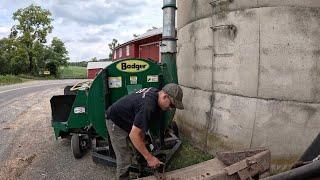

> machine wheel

[
  {"left": 71, "top": 134, "right": 84, "bottom": 159},
  {"left": 171, "top": 121, "right": 179, "bottom": 138}
]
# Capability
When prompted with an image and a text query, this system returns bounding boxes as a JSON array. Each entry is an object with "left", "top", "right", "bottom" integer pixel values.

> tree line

[{"left": 0, "top": 5, "right": 69, "bottom": 77}]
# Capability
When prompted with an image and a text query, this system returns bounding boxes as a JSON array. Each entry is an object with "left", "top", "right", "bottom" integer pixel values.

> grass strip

[
  {"left": 166, "top": 137, "right": 214, "bottom": 171},
  {"left": 0, "top": 75, "right": 25, "bottom": 86},
  {"left": 59, "top": 66, "right": 87, "bottom": 79}
]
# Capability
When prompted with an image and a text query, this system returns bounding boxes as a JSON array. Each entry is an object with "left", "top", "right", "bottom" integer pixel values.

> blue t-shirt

[{"left": 106, "top": 87, "right": 161, "bottom": 133}]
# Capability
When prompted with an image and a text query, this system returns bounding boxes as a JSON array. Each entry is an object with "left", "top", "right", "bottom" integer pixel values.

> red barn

[
  {"left": 87, "top": 61, "right": 112, "bottom": 79},
  {"left": 113, "top": 28, "right": 162, "bottom": 62}
]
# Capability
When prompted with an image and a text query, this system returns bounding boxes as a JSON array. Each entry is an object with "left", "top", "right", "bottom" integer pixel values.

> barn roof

[
  {"left": 87, "top": 61, "right": 112, "bottom": 70},
  {"left": 133, "top": 27, "right": 162, "bottom": 42},
  {"left": 117, "top": 27, "right": 162, "bottom": 48}
]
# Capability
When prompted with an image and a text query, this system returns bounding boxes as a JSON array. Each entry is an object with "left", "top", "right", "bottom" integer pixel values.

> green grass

[
  {"left": 166, "top": 137, "right": 214, "bottom": 171},
  {"left": 166, "top": 137, "right": 296, "bottom": 176},
  {"left": 59, "top": 66, "right": 87, "bottom": 79},
  {"left": 17, "top": 74, "right": 55, "bottom": 80},
  {"left": 0, "top": 75, "right": 27, "bottom": 85},
  {"left": 0, "top": 74, "right": 54, "bottom": 86},
  {"left": 270, "top": 156, "right": 298, "bottom": 175},
  {"left": 0, "top": 66, "right": 86, "bottom": 85}
]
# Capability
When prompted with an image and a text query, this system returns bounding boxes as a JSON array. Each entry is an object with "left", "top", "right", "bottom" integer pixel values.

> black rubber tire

[
  {"left": 171, "top": 121, "right": 179, "bottom": 138},
  {"left": 71, "top": 134, "right": 83, "bottom": 159}
]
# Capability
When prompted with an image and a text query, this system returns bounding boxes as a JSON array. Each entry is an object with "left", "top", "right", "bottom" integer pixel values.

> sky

[{"left": 0, "top": 0, "right": 163, "bottom": 62}]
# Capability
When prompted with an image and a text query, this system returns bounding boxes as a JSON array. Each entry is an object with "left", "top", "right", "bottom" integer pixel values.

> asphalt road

[{"left": 0, "top": 80, "right": 116, "bottom": 180}]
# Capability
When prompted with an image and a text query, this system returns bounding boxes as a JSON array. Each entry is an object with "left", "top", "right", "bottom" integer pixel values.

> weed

[{"left": 166, "top": 137, "right": 214, "bottom": 171}]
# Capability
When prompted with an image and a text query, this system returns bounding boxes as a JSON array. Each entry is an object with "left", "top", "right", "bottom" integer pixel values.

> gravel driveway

[{"left": 0, "top": 80, "right": 116, "bottom": 180}]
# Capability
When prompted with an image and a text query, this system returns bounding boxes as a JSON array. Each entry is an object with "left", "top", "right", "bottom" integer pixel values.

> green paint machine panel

[
  {"left": 106, "top": 58, "right": 162, "bottom": 106},
  {"left": 104, "top": 58, "right": 166, "bottom": 136},
  {"left": 51, "top": 58, "right": 174, "bottom": 139}
]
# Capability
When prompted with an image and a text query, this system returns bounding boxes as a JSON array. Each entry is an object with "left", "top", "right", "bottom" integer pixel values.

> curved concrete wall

[
  {"left": 176, "top": 0, "right": 320, "bottom": 156},
  {"left": 178, "top": 0, "right": 320, "bottom": 29}
]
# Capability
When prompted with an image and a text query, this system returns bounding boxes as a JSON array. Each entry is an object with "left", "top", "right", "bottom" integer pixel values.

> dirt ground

[{"left": 0, "top": 87, "right": 116, "bottom": 180}]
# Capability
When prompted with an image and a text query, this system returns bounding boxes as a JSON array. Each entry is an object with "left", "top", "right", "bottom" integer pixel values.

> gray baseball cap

[{"left": 162, "top": 83, "right": 184, "bottom": 110}]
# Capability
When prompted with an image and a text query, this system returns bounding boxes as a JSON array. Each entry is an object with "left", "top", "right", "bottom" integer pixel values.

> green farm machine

[
  {"left": 50, "top": 0, "right": 181, "bottom": 176},
  {"left": 50, "top": 58, "right": 180, "bottom": 176}
]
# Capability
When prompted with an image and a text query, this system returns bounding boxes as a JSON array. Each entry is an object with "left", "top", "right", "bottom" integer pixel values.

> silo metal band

[{"left": 162, "top": 4, "right": 177, "bottom": 9}]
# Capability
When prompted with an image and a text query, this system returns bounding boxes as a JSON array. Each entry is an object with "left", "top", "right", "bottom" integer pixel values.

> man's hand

[
  {"left": 146, "top": 155, "right": 164, "bottom": 169},
  {"left": 130, "top": 125, "right": 164, "bottom": 168}
]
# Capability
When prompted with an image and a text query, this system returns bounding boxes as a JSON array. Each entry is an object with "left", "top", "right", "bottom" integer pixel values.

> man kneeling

[{"left": 106, "top": 83, "right": 184, "bottom": 180}]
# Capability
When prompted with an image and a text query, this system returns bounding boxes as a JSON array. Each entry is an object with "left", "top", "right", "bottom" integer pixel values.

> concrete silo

[{"left": 175, "top": 0, "right": 320, "bottom": 158}]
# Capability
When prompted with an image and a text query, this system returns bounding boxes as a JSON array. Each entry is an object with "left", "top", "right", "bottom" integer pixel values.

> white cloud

[
  {"left": 0, "top": 26, "right": 10, "bottom": 37},
  {"left": 0, "top": 0, "right": 163, "bottom": 62}
]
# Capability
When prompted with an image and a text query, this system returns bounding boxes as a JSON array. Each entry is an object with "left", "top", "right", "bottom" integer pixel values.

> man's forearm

[{"left": 129, "top": 128, "right": 153, "bottom": 161}]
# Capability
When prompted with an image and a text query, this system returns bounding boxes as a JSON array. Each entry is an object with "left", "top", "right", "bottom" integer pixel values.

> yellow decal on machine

[
  {"left": 116, "top": 60, "right": 149, "bottom": 73},
  {"left": 130, "top": 76, "right": 137, "bottom": 84},
  {"left": 108, "top": 77, "right": 122, "bottom": 88},
  {"left": 147, "top": 75, "right": 158, "bottom": 82}
]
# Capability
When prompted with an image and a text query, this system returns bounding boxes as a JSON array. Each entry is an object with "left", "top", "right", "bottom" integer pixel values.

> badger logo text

[{"left": 116, "top": 60, "right": 150, "bottom": 73}]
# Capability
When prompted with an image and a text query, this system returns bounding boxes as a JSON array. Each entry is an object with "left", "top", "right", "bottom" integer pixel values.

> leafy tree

[
  {"left": 10, "top": 4, "right": 53, "bottom": 74},
  {"left": 91, "top": 57, "right": 98, "bottom": 62},
  {"left": 69, "top": 61, "right": 88, "bottom": 67},
  {"left": 50, "top": 37, "right": 69, "bottom": 66},
  {"left": 0, "top": 38, "right": 28, "bottom": 75},
  {"left": 10, "top": 46, "right": 29, "bottom": 74},
  {"left": 44, "top": 37, "right": 69, "bottom": 77},
  {"left": 32, "top": 41, "right": 47, "bottom": 73},
  {"left": 0, "top": 38, "right": 13, "bottom": 74},
  {"left": 0, "top": 5, "right": 70, "bottom": 77},
  {"left": 108, "top": 39, "right": 119, "bottom": 59}
]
